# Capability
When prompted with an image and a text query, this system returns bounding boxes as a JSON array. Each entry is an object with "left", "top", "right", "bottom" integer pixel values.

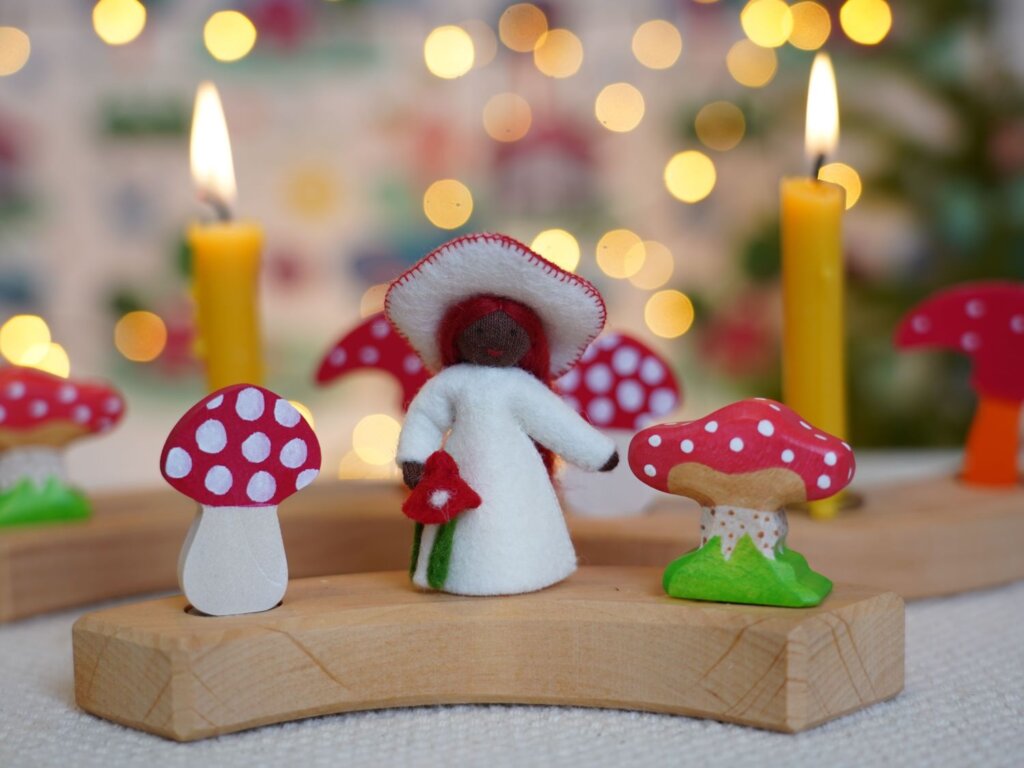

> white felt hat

[{"left": 385, "top": 233, "right": 606, "bottom": 378}]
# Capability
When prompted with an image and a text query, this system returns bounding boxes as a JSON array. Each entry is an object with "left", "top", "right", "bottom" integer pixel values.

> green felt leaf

[
  {"left": 426, "top": 519, "right": 458, "bottom": 590},
  {"left": 0, "top": 477, "right": 91, "bottom": 528},
  {"left": 663, "top": 535, "right": 832, "bottom": 608}
]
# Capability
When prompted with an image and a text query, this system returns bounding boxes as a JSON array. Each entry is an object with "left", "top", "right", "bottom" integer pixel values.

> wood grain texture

[
  {"left": 3, "top": 475, "right": 1023, "bottom": 622},
  {"left": 72, "top": 567, "right": 904, "bottom": 740}
]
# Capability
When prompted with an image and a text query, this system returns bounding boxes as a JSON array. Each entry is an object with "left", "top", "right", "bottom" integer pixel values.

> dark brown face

[{"left": 456, "top": 311, "right": 531, "bottom": 368}]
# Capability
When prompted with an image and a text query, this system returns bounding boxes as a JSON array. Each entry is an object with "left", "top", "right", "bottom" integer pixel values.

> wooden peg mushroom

[
  {"left": 896, "top": 281, "right": 1024, "bottom": 486},
  {"left": 0, "top": 366, "right": 124, "bottom": 526},
  {"left": 629, "top": 398, "right": 853, "bottom": 607},
  {"left": 556, "top": 332, "right": 681, "bottom": 517},
  {"left": 315, "top": 311, "right": 430, "bottom": 411},
  {"left": 160, "top": 384, "right": 321, "bottom": 616}
]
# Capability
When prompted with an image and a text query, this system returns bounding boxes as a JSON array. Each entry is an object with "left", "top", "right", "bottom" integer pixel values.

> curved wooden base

[{"left": 72, "top": 567, "right": 904, "bottom": 740}]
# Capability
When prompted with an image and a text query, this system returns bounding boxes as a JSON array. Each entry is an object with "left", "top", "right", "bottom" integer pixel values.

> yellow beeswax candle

[
  {"left": 188, "top": 222, "right": 263, "bottom": 390},
  {"left": 189, "top": 81, "right": 264, "bottom": 391},
  {"left": 781, "top": 53, "right": 846, "bottom": 520}
]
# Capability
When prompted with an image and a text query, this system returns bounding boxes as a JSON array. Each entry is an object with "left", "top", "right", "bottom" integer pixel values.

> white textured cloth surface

[{"left": 0, "top": 579, "right": 1022, "bottom": 768}]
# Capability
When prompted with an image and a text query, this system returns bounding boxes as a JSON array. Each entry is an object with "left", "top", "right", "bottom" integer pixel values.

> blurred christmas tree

[{"left": 687, "top": 0, "right": 1023, "bottom": 447}]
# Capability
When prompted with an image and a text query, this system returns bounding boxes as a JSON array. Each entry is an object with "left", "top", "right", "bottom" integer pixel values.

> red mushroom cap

[
  {"left": 895, "top": 281, "right": 1024, "bottom": 401},
  {"left": 556, "top": 332, "right": 681, "bottom": 430},
  {"left": 160, "top": 384, "right": 321, "bottom": 508},
  {"left": 0, "top": 366, "right": 125, "bottom": 448},
  {"left": 315, "top": 311, "right": 430, "bottom": 411},
  {"left": 628, "top": 398, "right": 854, "bottom": 508}
]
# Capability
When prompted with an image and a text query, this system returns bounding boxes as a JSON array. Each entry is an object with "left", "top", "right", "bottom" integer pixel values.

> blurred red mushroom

[
  {"left": 629, "top": 398, "right": 851, "bottom": 606},
  {"left": 161, "top": 384, "right": 321, "bottom": 616},
  {"left": 315, "top": 311, "right": 429, "bottom": 412},
  {"left": 555, "top": 332, "right": 681, "bottom": 517},
  {"left": 0, "top": 366, "right": 124, "bottom": 525},
  {"left": 896, "top": 281, "right": 1024, "bottom": 486}
]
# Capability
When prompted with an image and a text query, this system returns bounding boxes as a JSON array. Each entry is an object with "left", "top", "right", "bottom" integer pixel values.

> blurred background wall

[{"left": 0, "top": 0, "right": 1020, "bottom": 488}]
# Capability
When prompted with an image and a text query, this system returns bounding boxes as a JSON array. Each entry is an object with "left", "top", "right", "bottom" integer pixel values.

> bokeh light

[
  {"left": 29, "top": 343, "right": 71, "bottom": 379},
  {"left": 483, "top": 93, "right": 532, "bottom": 142},
  {"left": 533, "top": 29, "right": 583, "bottom": 78},
  {"left": 360, "top": 284, "right": 388, "bottom": 317},
  {"left": 664, "top": 151, "right": 716, "bottom": 203},
  {"left": 695, "top": 101, "right": 746, "bottom": 151},
  {"left": 840, "top": 0, "right": 892, "bottom": 45},
  {"left": 726, "top": 40, "right": 778, "bottom": 88},
  {"left": 289, "top": 401, "right": 315, "bottom": 430},
  {"left": 424, "top": 25, "right": 475, "bottom": 79},
  {"left": 594, "top": 83, "right": 645, "bottom": 133},
  {"left": 644, "top": 290, "right": 695, "bottom": 339},
  {"left": 114, "top": 311, "right": 167, "bottom": 362},
  {"left": 0, "top": 27, "right": 31, "bottom": 76},
  {"left": 461, "top": 20, "right": 497, "bottom": 68},
  {"left": 204, "top": 10, "right": 257, "bottom": 63},
  {"left": 352, "top": 413, "right": 401, "bottom": 465},
  {"left": 596, "top": 230, "right": 645, "bottom": 279},
  {"left": 0, "top": 315, "right": 51, "bottom": 365},
  {"left": 628, "top": 241, "right": 674, "bottom": 290},
  {"left": 788, "top": 1, "right": 831, "bottom": 50},
  {"left": 92, "top": 0, "right": 146, "bottom": 46},
  {"left": 818, "top": 162, "right": 862, "bottom": 209},
  {"left": 531, "top": 229, "right": 580, "bottom": 272},
  {"left": 740, "top": 0, "right": 794, "bottom": 48},
  {"left": 423, "top": 179, "right": 473, "bottom": 229},
  {"left": 498, "top": 4, "right": 548, "bottom": 53},
  {"left": 631, "top": 20, "right": 682, "bottom": 70}
]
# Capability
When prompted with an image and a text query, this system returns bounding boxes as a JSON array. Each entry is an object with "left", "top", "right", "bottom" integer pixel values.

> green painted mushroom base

[
  {"left": 663, "top": 534, "right": 832, "bottom": 608},
  {"left": 0, "top": 477, "right": 91, "bottom": 528}
]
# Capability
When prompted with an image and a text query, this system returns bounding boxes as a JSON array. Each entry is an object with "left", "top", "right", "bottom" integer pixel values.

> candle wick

[
  {"left": 811, "top": 153, "right": 826, "bottom": 181},
  {"left": 199, "top": 191, "right": 233, "bottom": 223}
]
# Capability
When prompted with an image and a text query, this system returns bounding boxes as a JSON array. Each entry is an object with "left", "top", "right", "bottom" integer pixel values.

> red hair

[{"left": 438, "top": 294, "right": 555, "bottom": 474}]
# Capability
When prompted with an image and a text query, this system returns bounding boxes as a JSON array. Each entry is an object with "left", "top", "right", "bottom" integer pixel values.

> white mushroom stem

[
  {"left": 0, "top": 446, "right": 67, "bottom": 491},
  {"left": 698, "top": 505, "right": 789, "bottom": 561},
  {"left": 178, "top": 504, "right": 288, "bottom": 617}
]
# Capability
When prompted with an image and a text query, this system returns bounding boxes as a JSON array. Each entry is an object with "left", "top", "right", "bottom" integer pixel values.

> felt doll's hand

[
  {"left": 600, "top": 451, "right": 619, "bottom": 472},
  {"left": 402, "top": 461, "right": 425, "bottom": 489}
]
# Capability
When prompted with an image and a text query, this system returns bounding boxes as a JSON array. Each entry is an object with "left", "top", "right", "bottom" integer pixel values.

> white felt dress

[{"left": 397, "top": 364, "right": 615, "bottom": 596}]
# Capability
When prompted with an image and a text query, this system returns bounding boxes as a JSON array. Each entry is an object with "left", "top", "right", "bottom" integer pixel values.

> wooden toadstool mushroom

[
  {"left": 0, "top": 366, "right": 124, "bottom": 525},
  {"left": 315, "top": 311, "right": 429, "bottom": 411},
  {"left": 160, "top": 384, "right": 321, "bottom": 616},
  {"left": 628, "top": 398, "right": 853, "bottom": 607},
  {"left": 556, "top": 332, "right": 681, "bottom": 517},
  {"left": 896, "top": 281, "right": 1024, "bottom": 486}
]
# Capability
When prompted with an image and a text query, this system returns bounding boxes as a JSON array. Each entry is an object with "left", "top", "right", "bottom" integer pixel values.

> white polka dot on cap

[
  {"left": 242, "top": 432, "right": 271, "bottom": 463},
  {"left": 236, "top": 388, "right": 265, "bottom": 421},
  {"left": 164, "top": 447, "right": 192, "bottom": 479},
  {"left": 196, "top": 419, "right": 227, "bottom": 454},
  {"left": 274, "top": 399, "right": 302, "bottom": 427},
  {"left": 612, "top": 346, "right": 640, "bottom": 376},
  {"left": 204, "top": 465, "right": 233, "bottom": 495},
  {"left": 296, "top": 468, "right": 319, "bottom": 490},
  {"left": 616, "top": 380, "right": 645, "bottom": 412},
  {"left": 280, "top": 438, "right": 308, "bottom": 469},
  {"left": 246, "top": 471, "right": 277, "bottom": 503},
  {"left": 584, "top": 363, "right": 613, "bottom": 394}
]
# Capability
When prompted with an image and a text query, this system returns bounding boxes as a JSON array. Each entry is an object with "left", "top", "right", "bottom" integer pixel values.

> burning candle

[
  {"left": 188, "top": 81, "right": 263, "bottom": 391},
  {"left": 780, "top": 53, "right": 845, "bottom": 520}
]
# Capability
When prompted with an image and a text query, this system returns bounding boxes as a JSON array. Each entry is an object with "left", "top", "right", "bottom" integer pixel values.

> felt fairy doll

[{"left": 385, "top": 233, "right": 619, "bottom": 596}]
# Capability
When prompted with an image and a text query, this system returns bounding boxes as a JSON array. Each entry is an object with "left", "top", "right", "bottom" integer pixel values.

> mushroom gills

[{"left": 178, "top": 505, "right": 288, "bottom": 616}]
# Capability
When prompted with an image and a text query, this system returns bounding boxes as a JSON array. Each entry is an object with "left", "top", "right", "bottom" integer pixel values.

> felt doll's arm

[
  {"left": 516, "top": 377, "right": 616, "bottom": 471},
  {"left": 396, "top": 374, "right": 453, "bottom": 466}
]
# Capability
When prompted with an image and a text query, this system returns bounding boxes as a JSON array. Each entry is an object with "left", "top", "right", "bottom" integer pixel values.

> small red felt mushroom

[
  {"left": 555, "top": 332, "right": 681, "bottom": 517},
  {"left": 629, "top": 398, "right": 853, "bottom": 558},
  {"left": 0, "top": 366, "right": 124, "bottom": 493},
  {"left": 315, "top": 311, "right": 430, "bottom": 411},
  {"left": 160, "top": 383, "right": 321, "bottom": 616},
  {"left": 401, "top": 450, "right": 481, "bottom": 525},
  {"left": 896, "top": 281, "right": 1024, "bottom": 486}
]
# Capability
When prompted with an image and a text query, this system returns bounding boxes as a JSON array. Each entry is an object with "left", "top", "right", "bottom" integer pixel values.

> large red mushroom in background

[
  {"left": 896, "top": 281, "right": 1024, "bottom": 486},
  {"left": 315, "top": 311, "right": 429, "bottom": 412},
  {"left": 556, "top": 332, "right": 681, "bottom": 517},
  {"left": 0, "top": 366, "right": 125, "bottom": 526}
]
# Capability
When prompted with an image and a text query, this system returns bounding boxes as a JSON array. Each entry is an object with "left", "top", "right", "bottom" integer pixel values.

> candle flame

[
  {"left": 805, "top": 52, "right": 838, "bottom": 160},
  {"left": 190, "top": 81, "right": 236, "bottom": 214}
]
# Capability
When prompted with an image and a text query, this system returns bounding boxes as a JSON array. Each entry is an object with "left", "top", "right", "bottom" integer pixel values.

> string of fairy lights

[{"left": 0, "top": 1, "right": 892, "bottom": 476}]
